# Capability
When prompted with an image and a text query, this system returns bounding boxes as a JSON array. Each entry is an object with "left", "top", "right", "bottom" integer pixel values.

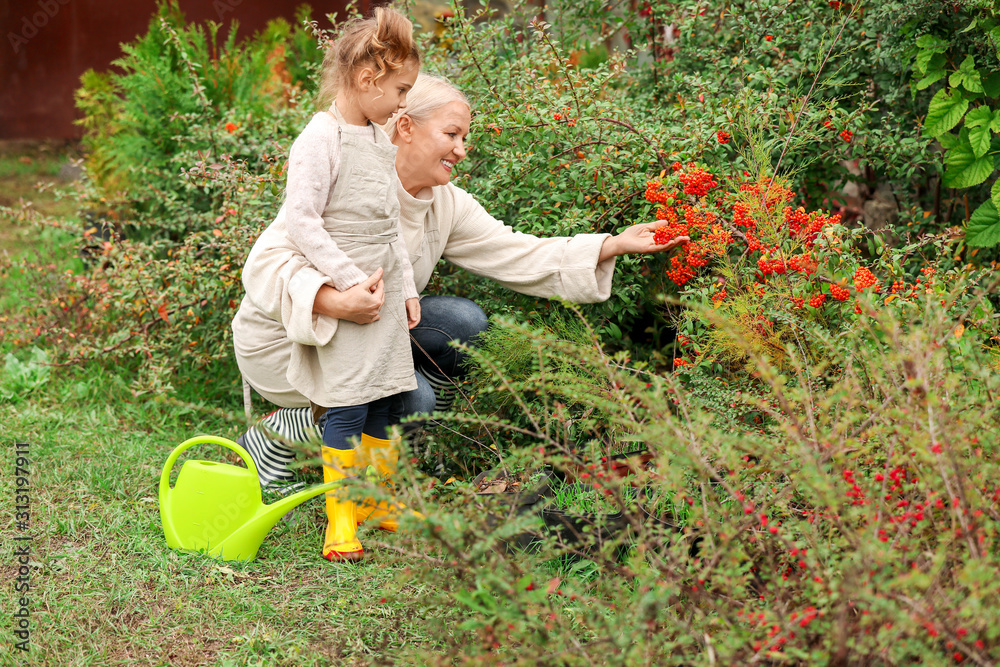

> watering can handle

[{"left": 159, "top": 435, "right": 259, "bottom": 500}]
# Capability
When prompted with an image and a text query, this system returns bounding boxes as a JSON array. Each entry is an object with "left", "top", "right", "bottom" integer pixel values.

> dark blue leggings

[{"left": 317, "top": 394, "right": 402, "bottom": 450}]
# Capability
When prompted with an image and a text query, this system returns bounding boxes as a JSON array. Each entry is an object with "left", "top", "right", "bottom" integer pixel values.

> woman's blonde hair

[
  {"left": 317, "top": 6, "right": 420, "bottom": 108},
  {"left": 382, "top": 73, "right": 470, "bottom": 142}
]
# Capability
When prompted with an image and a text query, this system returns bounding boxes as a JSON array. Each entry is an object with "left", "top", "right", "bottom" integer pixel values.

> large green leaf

[
  {"left": 915, "top": 70, "right": 946, "bottom": 91},
  {"left": 915, "top": 34, "right": 950, "bottom": 51},
  {"left": 991, "top": 109, "right": 1000, "bottom": 133},
  {"left": 938, "top": 131, "right": 960, "bottom": 150},
  {"left": 967, "top": 107, "right": 994, "bottom": 157},
  {"left": 925, "top": 88, "right": 969, "bottom": 137},
  {"left": 945, "top": 133, "right": 994, "bottom": 188},
  {"left": 916, "top": 50, "right": 946, "bottom": 77},
  {"left": 949, "top": 55, "right": 984, "bottom": 94},
  {"left": 969, "top": 125, "right": 992, "bottom": 158},
  {"left": 965, "top": 106, "right": 993, "bottom": 128},
  {"left": 966, "top": 200, "right": 1000, "bottom": 248},
  {"left": 993, "top": 178, "right": 1000, "bottom": 211}
]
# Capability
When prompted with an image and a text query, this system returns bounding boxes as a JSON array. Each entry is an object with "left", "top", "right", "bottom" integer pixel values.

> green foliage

[
  {"left": 550, "top": 478, "right": 637, "bottom": 514},
  {"left": 0, "top": 2, "right": 328, "bottom": 396},
  {"left": 408, "top": 281, "right": 1000, "bottom": 664},
  {"left": 74, "top": 0, "right": 320, "bottom": 237},
  {"left": 1, "top": 347, "right": 50, "bottom": 403},
  {"left": 909, "top": 2, "right": 1000, "bottom": 246},
  {"left": 452, "top": 310, "right": 649, "bottom": 475}
]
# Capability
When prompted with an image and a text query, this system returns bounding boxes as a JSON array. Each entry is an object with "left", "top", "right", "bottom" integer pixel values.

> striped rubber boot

[{"left": 237, "top": 407, "right": 317, "bottom": 488}]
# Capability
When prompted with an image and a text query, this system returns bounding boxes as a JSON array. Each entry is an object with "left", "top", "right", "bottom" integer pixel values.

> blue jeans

[{"left": 399, "top": 295, "right": 489, "bottom": 418}]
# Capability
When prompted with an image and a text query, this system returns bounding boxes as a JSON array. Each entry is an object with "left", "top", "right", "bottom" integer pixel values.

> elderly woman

[{"left": 233, "top": 74, "right": 685, "bottom": 486}]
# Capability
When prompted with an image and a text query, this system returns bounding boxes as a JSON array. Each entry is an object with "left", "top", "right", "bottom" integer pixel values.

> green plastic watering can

[{"left": 159, "top": 435, "right": 339, "bottom": 562}]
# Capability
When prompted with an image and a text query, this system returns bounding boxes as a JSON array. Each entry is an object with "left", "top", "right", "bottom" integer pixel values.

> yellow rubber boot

[
  {"left": 355, "top": 433, "right": 424, "bottom": 532},
  {"left": 321, "top": 447, "right": 363, "bottom": 562}
]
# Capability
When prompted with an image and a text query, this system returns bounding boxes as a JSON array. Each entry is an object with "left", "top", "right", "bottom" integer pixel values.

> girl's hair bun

[{"left": 318, "top": 6, "right": 420, "bottom": 107}]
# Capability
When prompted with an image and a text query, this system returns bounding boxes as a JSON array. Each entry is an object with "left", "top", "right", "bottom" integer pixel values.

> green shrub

[
  {"left": 74, "top": 1, "right": 319, "bottom": 238},
  {"left": 1, "top": 2, "right": 322, "bottom": 396},
  {"left": 390, "top": 285, "right": 1000, "bottom": 664}
]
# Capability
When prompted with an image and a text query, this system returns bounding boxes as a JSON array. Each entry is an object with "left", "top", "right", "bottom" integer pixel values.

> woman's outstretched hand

[
  {"left": 598, "top": 222, "right": 689, "bottom": 262},
  {"left": 312, "top": 268, "right": 385, "bottom": 324}
]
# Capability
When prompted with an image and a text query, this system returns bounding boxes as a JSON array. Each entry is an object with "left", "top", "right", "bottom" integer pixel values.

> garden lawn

[
  {"left": 0, "top": 140, "right": 79, "bottom": 255},
  {"left": 0, "top": 394, "right": 460, "bottom": 666}
]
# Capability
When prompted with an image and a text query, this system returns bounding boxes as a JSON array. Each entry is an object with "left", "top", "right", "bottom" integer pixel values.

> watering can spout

[
  {"left": 159, "top": 435, "right": 340, "bottom": 562},
  {"left": 215, "top": 483, "right": 338, "bottom": 556}
]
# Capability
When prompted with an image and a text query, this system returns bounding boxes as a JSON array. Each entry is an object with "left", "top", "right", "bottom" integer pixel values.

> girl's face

[
  {"left": 394, "top": 100, "right": 471, "bottom": 196},
  {"left": 357, "top": 59, "right": 419, "bottom": 126}
]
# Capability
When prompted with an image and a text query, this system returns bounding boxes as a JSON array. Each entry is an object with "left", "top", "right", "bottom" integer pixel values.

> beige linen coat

[{"left": 234, "top": 179, "right": 618, "bottom": 409}]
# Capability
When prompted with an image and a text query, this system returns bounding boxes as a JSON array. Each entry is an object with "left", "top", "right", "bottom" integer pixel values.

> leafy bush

[
  {"left": 2, "top": 2, "right": 323, "bottom": 396},
  {"left": 418, "top": 0, "right": 995, "bottom": 355},
  {"left": 74, "top": 0, "right": 319, "bottom": 238},
  {"left": 907, "top": 3, "right": 1000, "bottom": 247},
  {"left": 388, "top": 289, "right": 1000, "bottom": 664},
  {"left": 4, "top": 0, "right": 994, "bottom": 397}
]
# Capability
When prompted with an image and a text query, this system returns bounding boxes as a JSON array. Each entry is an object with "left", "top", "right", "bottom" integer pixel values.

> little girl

[{"left": 243, "top": 6, "right": 420, "bottom": 561}]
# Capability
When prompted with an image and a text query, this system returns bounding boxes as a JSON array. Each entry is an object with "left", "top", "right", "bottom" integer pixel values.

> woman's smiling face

[{"left": 394, "top": 100, "right": 471, "bottom": 196}]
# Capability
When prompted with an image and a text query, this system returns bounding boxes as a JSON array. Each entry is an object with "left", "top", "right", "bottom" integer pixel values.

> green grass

[
  {"left": 0, "top": 391, "right": 457, "bottom": 665},
  {"left": 0, "top": 141, "right": 80, "bottom": 256},
  {"left": 0, "top": 141, "right": 86, "bottom": 320}
]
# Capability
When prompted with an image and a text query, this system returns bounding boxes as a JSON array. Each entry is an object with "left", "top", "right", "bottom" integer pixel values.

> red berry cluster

[
  {"left": 716, "top": 130, "right": 731, "bottom": 144},
  {"left": 666, "top": 254, "right": 697, "bottom": 285},
  {"left": 757, "top": 254, "right": 787, "bottom": 277},
  {"left": 552, "top": 106, "right": 577, "bottom": 127},
  {"left": 823, "top": 120, "right": 835, "bottom": 130},
  {"left": 644, "top": 181, "right": 675, "bottom": 205},
  {"left": 670, "top": 161, "right": 683, "bottom": 172},
  {"left": 732, "top": 202, "right": 755, "bottom": 229},
  {"left": 843, "top": 469, "right": 867, "bottom": 506},
  {"left": 655, "top": 205, "right": 679, "bottom": 222},
  {"left": 840, "top": 129, "right": 853, "bottom": 143},
  {"left": 808, "top": 293, "right": 826, "bottom": 308},
  {"left": 853, "top": 267, "right": 877, "bottom": 290},
  {"left": 646, "top": 167, "right": 730, "bottom": 284},
  {"left": 682, "top": 204, "right": 716, "bottom": 228},
  {"left": 830, "top": 284, "right": 850, "bottom": 301},
  {"left": 786, "top": 252, "right": 816, "bottom": 276},
  {"left": 653, "top": 219, "right": 687, "bottom": 245},
  {"left": 783, "top": 206, "right": 841, "bottom": 246},
  {"left": 678, "top": 167, "right": 718, "bottom": 197},
  {"left": 739, "top": 180, "right": 794, "bottom": 212}
]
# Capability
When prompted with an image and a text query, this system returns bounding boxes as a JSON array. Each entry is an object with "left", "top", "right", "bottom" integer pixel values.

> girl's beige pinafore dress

[{"left": 286, "top": 107, "right": 417, "bottom": 410}]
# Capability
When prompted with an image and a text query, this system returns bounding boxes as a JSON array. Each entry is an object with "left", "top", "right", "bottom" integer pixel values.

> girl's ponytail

[{"left": 317, "top": 6, "right": 420, "bottom": 108}]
